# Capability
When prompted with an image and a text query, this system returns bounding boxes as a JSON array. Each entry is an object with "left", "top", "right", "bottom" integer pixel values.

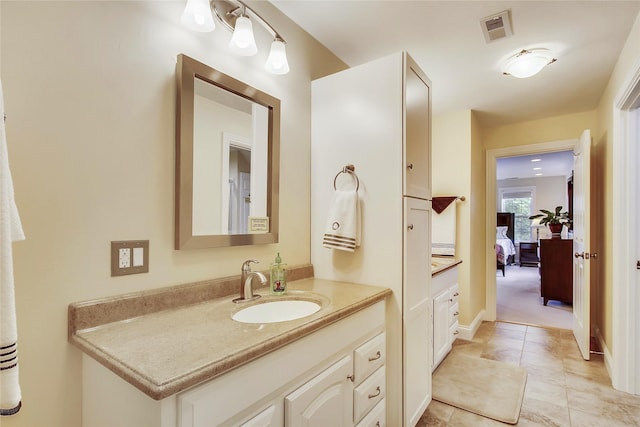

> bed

[{"left": 496, "top": 212, "right": 516, "bottom": 276}]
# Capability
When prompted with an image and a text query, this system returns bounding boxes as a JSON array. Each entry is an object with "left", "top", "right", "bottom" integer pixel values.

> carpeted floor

[{"left": 497, "top": 265, "right": 572, "bottom": 330}]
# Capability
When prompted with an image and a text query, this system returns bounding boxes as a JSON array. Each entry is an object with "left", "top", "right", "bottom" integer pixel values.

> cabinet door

[
  {"left": 404, "top": 55, "right": 431, "bottom": 199},
  {"left": 403, "top": 197, "right": 431, "bottom": 425},
  {"left": 433, "top": 290, "right": 451, "bottom": 369},
  {"left": 285, "top": 355, "right": 353, "bottom": 427},
  {"left": 239, "top": 405, "right": 276, "bottom": 427}
]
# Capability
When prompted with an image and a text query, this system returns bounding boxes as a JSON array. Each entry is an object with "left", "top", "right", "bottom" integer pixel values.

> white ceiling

[
  {"left": 496, "top": 151, "right": 574, "bottom": 180},
  {"left": 271, "top": 0, "right": 640, "bottom": 128}
]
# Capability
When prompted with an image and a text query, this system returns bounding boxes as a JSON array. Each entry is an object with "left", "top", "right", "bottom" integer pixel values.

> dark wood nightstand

[{"left": 519, "top": 242, "right": 540, "bottom": 267}]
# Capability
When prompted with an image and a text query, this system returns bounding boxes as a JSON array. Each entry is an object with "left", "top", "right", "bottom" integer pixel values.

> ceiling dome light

[{"left": 502, "top": 49, "right": 556, "bottom": 78}]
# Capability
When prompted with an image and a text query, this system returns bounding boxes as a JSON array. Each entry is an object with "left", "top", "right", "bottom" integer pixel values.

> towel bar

[{"left": 333, "top": 164, "right": 360, "bottom": 192}]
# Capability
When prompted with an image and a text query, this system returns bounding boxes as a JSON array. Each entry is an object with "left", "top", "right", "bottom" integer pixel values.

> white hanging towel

[
  {"left": 322, "top": 190, "right": 360, "bottom": 252},
  {"left": 431, "top": 197, "right": 456, "bottom": 256},
  {"left": 0, "top": 79, "right": 26, "bottom": 416}
]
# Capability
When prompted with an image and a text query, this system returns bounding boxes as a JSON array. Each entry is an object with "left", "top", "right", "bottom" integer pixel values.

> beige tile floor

[{"left": 419, "top": 321, "right": 640, "bottom": 426}]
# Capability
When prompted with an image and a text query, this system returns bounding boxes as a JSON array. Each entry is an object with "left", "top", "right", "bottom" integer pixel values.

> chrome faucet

[{"left": 233, "top": 259, "right": 266, "bottom": 303}]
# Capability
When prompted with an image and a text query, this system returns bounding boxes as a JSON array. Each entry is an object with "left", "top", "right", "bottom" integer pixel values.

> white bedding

[{"left": 496, "top": 239, "right": 516, "bottom": 259}]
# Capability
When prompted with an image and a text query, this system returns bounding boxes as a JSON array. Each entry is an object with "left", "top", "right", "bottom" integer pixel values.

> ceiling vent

[{"left": 480, "top": 10, "right": 513, "bottom": 43}]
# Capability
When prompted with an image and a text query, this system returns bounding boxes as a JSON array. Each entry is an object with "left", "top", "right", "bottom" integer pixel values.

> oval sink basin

[{"left": 232, "top": 300, "right": 321, "bottom": 324}]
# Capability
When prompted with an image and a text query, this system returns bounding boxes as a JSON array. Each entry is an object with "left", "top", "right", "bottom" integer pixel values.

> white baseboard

[
  {"left": 594, "top": 326, "right": 613, "bottom": 381},
  {"left": 457, "top": 309, "right": 485, "bottom": 341}
]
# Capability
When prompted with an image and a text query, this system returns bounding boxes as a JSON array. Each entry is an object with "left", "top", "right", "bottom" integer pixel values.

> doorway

[
  {"left": 485, "top": 139, "right": 577, "bottom": 322},
  {"left": 495, "top": 151, "right": 574, "bottom": 329}
]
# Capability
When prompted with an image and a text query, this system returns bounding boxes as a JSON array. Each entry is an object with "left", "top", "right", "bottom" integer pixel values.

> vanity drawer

[
  {"left": 353, "top": 366, "right": 385, "bottom": 423},
  {"left": 354, "top": 398, "right": 386, "bottom": 427},
  {"left": 450, "top": 285, "right": 459, "bottom": 304},
  {"left": 449, "top": 302, "right": 459, "bottom": 325},
  {"left": 353, "top": 332, "right": 386, "bottom": 384},
  {"left": 449, "top": 321, "right": 459, "bottom": 342}
]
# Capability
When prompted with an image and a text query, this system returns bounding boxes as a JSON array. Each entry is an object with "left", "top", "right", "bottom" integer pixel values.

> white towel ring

[{"left": 333, "top": 164, "right": 360, "bottom": 192}]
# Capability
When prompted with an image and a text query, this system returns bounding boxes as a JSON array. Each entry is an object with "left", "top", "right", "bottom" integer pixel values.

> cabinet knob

[
  {"left": 454, "top": 311, "right": 459, "bottom": 316},
  {"left": 453, "top": 292, "right": 459, "bottom": 297},
  {"left": 453, "top": 330, "right": 459, "bottom": 335},
  {"left": 575, "top": 252, "right": 584, "bottom": 258},
  {"left": 407, "top": 224, "right": 414, "bottom": 230},
  {"left": 407, "top": 163, "right": 413, "bottom": 170},
  {"left": 347, "top": 374, "right": 354, "bottom": 382}
]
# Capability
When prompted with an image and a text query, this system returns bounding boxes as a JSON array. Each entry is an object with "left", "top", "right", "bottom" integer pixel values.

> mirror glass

[{"left": 176, "top": 54, "right": 280, "bottom": 249}]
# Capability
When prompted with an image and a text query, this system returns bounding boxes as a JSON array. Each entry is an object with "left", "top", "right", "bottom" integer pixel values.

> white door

[
  {"left": 403, "top": 197, "right": 431, "bottom": 426},
  {"left": 573, "top": 129, "right": 592, "bottom": 360}
]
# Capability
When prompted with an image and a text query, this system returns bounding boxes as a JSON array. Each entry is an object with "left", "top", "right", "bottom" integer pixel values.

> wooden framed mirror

[{"left": 175, "top": 54, "right": 280, "bottom": 249}]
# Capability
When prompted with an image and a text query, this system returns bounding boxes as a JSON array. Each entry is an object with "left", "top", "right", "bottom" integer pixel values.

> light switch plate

[{"left": 111, "top": 240, "right": 149, "bottom": 276}]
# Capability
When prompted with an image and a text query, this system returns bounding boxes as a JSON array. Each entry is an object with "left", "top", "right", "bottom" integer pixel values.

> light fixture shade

[
  {"left": 503, "top": 49, "right": 556, "bottom": 78},
  {"left": 181, "top": 0, "right": 215, "bottom": 33},
  {"left": 264, "top": 40, "right": 290, "bottom": 75},
  {"left": 229, "top": 16, "right": 258, "bottom": 56}
]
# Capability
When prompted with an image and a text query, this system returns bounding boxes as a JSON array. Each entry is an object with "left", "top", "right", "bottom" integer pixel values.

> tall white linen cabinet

[{"left": 311, "top": 52, "right": 432, "bottom": 427}]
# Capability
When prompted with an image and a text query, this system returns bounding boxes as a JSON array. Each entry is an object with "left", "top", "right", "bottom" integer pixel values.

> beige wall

[
  {"left": 594, "top": 11, "right": 640, "bottom": 353},
  {"left": 469, "top": 111, "right": 486, "bottom": 323},
  {"left": 0, "top": 2, "right": 346, "bottom": 426},
  {"left": 433, "top": 110, "right": 483, "bottom": 325},
  {"left": 483, "top": 110, "right": 597, "bottom": 150}
]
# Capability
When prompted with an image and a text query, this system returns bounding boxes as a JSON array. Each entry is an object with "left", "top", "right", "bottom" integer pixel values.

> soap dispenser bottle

[{"left": 270, "top": 253, "right": 287, "bottom": 295}]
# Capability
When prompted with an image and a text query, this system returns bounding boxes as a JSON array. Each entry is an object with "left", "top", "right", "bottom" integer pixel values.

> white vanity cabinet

[
  {"left": 311, "top": 51, "right": 432, "bottom": 427},
  {"left": 81, "top": 301, "right": 386, "bottom": 427},
  {"left": 431, "top": 265, "right": 460, "bottom": 371}
]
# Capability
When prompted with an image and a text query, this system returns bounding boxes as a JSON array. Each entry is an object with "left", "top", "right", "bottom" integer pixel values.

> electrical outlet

[
  {"left": 111, "top": 240, "right": 149, "bottom": 276},
  {"left": 119, "top": 248, "right": 131, "bottom": 268}
]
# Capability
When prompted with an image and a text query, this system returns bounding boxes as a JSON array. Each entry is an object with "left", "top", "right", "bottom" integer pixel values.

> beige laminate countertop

[
  {"left": 69, "top": 275, "right": 390, "bottom": 401},
  {"left": 431, "top": 256, "right": 462, "bottom": 276}
]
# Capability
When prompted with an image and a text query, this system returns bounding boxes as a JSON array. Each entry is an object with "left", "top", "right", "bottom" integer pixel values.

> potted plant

[{"left": 529, "top": 206, "right": 571, "bottom": 237}]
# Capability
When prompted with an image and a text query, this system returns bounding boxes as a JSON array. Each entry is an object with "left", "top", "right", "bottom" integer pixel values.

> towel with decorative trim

[
  {"left": 432, "top": 196, "right": 456, "bottom": 256},
  {"left": 0, "top": 79, "right": 26, "bottom": 416},
  {"left": 322, "top": 190, "right": 360, "bottom": 252}
]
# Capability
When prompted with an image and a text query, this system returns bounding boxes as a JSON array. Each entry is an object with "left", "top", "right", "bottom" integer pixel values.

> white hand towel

[
  {"left": 432, "top": 201, "right": 456, "bottom": 256},
  {"left": 0, "top": 79, "right": 25, "bottom": 416},
  {"left": 323, "top": 190, "right": 360, "bottom": 252}
]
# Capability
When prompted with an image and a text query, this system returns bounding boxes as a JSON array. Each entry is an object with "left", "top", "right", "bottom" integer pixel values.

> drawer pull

[
  {"left": 347, "top": 374, "right": 354, "bottom": 382},
  {"left": 454, "top": 311, "right": 459, "bottom": 316},
  {"left": 375, "top": 423, "right": 380, "bottom": 427},
  {"left": 368, "top": 351, "right": 382, "bottom": 362},
  {"left": 368, "top": 386, "right": 381, "bottom": 399},
  {"left": 453, "top": 330, "right": 459, "bottom": 335},
  {"left": 453, "top": 292, "right": 459, "bottom": 297}
]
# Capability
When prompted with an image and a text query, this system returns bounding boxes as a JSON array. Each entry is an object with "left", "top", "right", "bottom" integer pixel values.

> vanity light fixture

[
  {"left": 502, "top": 49, "right": 556, "bottom": 78},
  {"left": 181, "top": 0, "right": 290, "bottom": 75},
  {"left": 181, "top": 0, "right": 216, "bottom": 32}
]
